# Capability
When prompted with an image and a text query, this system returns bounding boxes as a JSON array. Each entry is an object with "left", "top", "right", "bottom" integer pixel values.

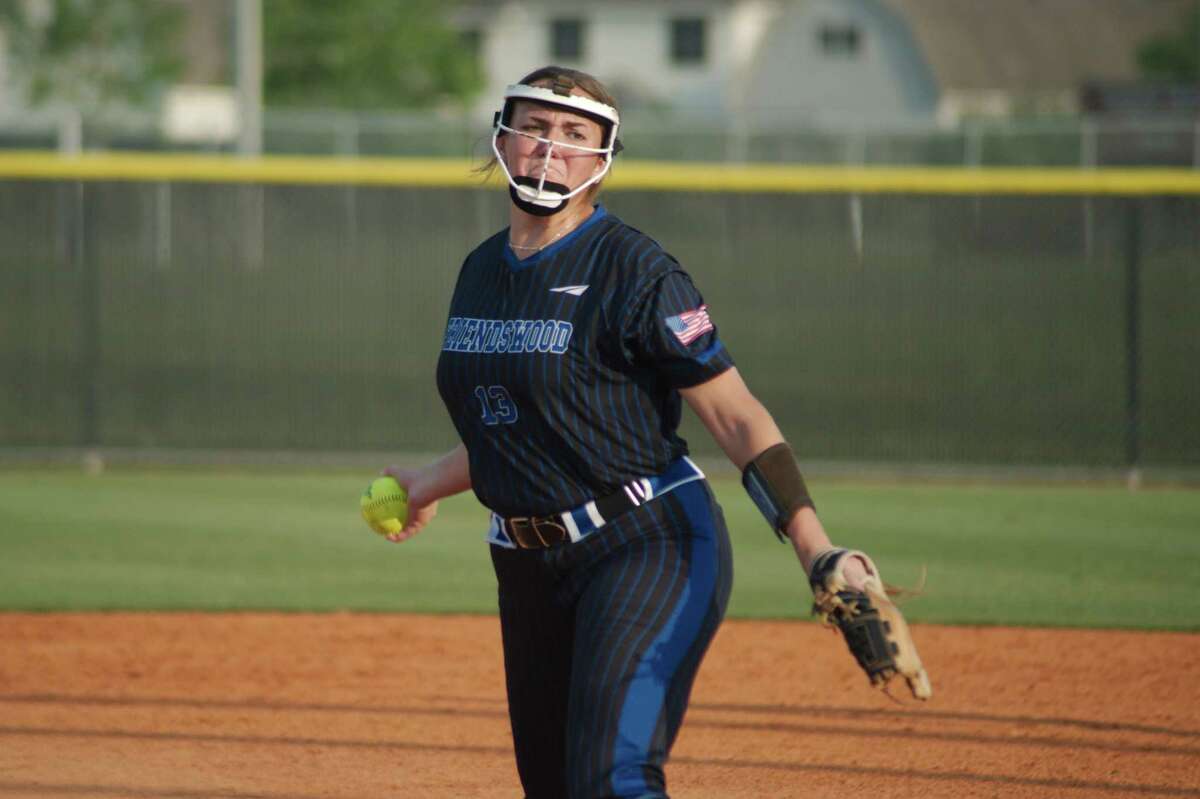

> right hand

[{"left": 380, "top": 465, "right": 439, "bottom": 543}]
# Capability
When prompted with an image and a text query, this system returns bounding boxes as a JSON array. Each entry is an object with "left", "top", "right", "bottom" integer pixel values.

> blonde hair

[{"left": 475, "top": 65, "right": 621, "bottom": 202}]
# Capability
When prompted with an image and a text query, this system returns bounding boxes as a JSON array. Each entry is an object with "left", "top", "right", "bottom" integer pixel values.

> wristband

[{"left": 742, "top": 442, "right": 815, "bottom": 542}]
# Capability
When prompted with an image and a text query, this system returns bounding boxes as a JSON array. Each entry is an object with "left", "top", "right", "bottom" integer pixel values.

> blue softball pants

[{"left": 490, "top": 479, "right": 734, "bottom": 799}]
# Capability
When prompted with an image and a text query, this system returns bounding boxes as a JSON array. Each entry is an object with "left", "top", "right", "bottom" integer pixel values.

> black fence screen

[{"left": 2, "top": 179, "right": 1197, "bottom": 472}]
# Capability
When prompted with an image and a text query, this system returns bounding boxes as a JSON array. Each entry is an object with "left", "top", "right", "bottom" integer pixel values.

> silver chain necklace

[{"left": 509, "top": 216, "right": 581, "bottom": 253}]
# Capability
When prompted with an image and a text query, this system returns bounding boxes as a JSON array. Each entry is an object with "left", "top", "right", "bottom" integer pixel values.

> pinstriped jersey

[{"left": 436, "top": 205, "right": 735, "bottom": 517}]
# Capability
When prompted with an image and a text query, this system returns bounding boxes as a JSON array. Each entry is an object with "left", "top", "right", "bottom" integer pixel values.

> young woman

[{"left": 382, "top": 65, "right": 872, "bottom": 799}]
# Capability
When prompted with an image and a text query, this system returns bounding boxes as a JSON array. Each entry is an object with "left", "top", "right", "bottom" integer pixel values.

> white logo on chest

[{"left": 549, "top": 285, "right": 589, "bottom": 296}]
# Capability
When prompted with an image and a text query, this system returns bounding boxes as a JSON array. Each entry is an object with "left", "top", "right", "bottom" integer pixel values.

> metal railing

[{"left": 3, "top": 108, "right": 1199, "bottom": 167}]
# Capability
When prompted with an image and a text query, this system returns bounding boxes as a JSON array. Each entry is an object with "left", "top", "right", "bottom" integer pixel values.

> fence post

[
  {"left": 965, "top": 121, "right": 983, "bottom": 230},
  {"left": 845, "top": 130, "right": 865, "bottom": 263},
  {"left": 1081, "top": 118, "right": 1097, "bottom": 259},
  {"left": 155, "top": 182, "right": 172, "bottom": 270},
  {"left": 1080, "top": 117, "right": 1098, "bottom": 168},
  {"left": 73, "top": 181, "right": 99, "bottom": 454},
  {"left": 964, "top": 120, "right": 982, "bottom": 167},
  {"left": 1123, "top": 198, "right": 1142, "bottom": 489},
  {"left": 58, "top": 109, "right": 83, "bottom": 154},
  {"left": 336, "top": 116, "right": 359, "bottom": 157}
]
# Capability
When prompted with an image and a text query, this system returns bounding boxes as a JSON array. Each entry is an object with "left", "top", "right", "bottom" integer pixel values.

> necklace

[
  {"left": 508, "top": 239, "right": 555, "bottom": 252},
  {"left": 508, "top": 215, "right": 580, "bottom": 253}
]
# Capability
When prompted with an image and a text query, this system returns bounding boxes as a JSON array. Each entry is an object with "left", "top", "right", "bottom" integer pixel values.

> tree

[
  {"left": 263, "top": 0, "right": 483, "bottom": 110},
  {"left": 0, "top": 0, "right": 184, "bottom": 116},
  {"left": 1137, "top": 3, "right": 1200, "bottom": 82}
]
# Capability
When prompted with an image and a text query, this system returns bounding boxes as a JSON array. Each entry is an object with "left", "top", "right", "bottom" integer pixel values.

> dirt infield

[{"left": 1, "top": 613, "right": 1198, "bottom": 799}]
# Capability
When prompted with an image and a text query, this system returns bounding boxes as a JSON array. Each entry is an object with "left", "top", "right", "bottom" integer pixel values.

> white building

[
  {"left": 458, "top": 0, "right": 936, "bottom": 127},
  {"left": 457, "top": 0, "right": 1193, "bottom": 128}
]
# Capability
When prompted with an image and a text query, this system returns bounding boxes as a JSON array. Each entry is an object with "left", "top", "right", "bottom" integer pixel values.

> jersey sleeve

[{"left": 622, "top": 267, "right": 736, "bottom": 388}]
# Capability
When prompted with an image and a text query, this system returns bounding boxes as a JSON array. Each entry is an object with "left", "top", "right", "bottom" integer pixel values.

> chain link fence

[{"left": 2, "top": 166, "right": 1197, "bottom": 479}]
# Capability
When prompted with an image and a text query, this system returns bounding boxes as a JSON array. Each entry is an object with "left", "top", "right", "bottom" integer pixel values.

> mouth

[{"left": 523, "top": 165, "right": 565, "bottom": 182}]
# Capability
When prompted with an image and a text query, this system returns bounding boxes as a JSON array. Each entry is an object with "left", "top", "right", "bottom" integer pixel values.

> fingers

[
  {"left": 381, "top": 465, "right": 410, "bottom": 486},
  {"left": 383, "top": 506, "right": 437, "bottom": 544},
  {"left": 381, "top": 465, "right": 434, "bottom": 509},
  {"left": 385, "top": 523, "right": 422, "bottom": 544}
]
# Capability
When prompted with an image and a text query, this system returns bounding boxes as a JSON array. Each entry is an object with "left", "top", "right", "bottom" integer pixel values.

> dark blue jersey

[{"left": 436, "top": 205, "right": 735, "bottom": 517}]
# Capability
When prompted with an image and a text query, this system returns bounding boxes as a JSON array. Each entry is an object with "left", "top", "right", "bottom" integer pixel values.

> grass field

[{"left": 1, "top": 468, "right": 1197, "bottom": 629}]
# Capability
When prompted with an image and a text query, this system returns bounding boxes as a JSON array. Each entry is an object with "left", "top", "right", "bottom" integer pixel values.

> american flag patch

[{"left": 664, "top": 305, "right": 714, "bottom": 345}]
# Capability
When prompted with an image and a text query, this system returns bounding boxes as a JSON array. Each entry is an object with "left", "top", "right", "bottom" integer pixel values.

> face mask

[{"left": 491, "top": 83, "right": 623, "bottom": 217}]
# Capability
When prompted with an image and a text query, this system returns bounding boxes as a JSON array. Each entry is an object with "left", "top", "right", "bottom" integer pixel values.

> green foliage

[
  {"left": 0, "top": 0, "right": 184, "bottom": 114},
  {"left": 263, "top": 0, "right": 483, "bottom": 109},
  {"left": 1137, "top": 4, "right": 1200, "bottom": 81},
  {"left": 1, "top": 469, "right": 1198, "bottom": 629}
]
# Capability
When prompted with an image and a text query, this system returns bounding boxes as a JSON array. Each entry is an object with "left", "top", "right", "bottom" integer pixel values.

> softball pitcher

[{"left": 382, "top": 65, "right": 928, "bottom": 799}]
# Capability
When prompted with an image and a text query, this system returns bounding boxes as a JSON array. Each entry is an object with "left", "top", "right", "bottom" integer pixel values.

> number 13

[{"left": 474, "top": 385, "right": 518, "bottom": 426}]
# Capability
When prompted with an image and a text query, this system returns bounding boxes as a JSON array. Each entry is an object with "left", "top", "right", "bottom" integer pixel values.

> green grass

[{"left": 1, "top": 469, "right": 1198, "bottom": 629}]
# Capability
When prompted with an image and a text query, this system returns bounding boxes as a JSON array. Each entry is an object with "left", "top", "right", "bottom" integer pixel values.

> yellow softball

[{"left": 360, "top": 476, "right": 409, "bottom": 536}]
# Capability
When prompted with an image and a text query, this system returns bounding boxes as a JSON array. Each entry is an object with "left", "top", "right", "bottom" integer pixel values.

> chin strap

[{"left": 509, "top": 177, "right": 570, "bottom": 216}]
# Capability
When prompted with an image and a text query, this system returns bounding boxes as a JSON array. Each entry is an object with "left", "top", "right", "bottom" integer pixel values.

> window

[
  {"left": 819, "top": 23, "right": 861, "bottom": 56},
  {"left": 550, "top": 18, "right": 585, "bottom": 60},
  {"left": 670, "top": 17, "right": 707, "bottom": 65}
]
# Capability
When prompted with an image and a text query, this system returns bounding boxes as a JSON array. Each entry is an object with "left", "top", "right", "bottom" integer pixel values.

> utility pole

[{"left": 236, "top": 0, "right": 262, "bottom": 156}]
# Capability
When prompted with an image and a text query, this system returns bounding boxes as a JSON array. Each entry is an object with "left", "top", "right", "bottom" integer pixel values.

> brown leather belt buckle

[
  {"left": 506, "top": 517, "right": 534, "bottom": 548},
  {"left": 506, "top": 515, "right": 569, "bottom": 548},
  {"left": 531, "top": 516, "right": 568, "bottom": 546}
]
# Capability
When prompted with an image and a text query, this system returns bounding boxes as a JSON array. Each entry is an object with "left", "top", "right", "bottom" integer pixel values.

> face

[{"left": 499, "top": 91, "right": 607, "bottom": 191}]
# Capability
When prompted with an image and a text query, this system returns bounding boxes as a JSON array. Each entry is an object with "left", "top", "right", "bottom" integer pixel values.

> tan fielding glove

[{"left": 808, "top": 548, "right": 932, "bottom": 700}]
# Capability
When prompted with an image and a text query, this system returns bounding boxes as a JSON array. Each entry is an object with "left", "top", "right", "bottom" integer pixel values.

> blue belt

[{"left": 487, "top": 456, "right": 706, "bottom": 549}]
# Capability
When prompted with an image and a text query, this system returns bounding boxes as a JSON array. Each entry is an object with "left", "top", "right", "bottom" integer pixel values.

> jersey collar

[{"left": 504, "top": 205, "right": 609, "bottom": 272}]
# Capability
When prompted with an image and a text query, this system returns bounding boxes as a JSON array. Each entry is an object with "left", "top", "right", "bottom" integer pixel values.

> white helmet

[{"left": 491, "top": 78, "right": 623, "bottom": 216}]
